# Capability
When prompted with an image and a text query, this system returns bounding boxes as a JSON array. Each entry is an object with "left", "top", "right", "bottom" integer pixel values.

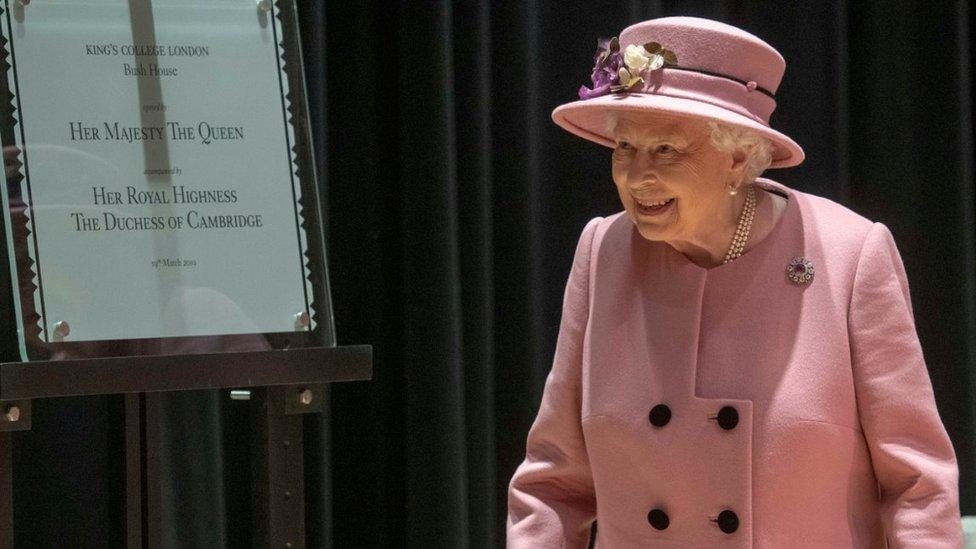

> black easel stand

[{"left": 0, "top": 344, "right": 372, "bottom": 548}]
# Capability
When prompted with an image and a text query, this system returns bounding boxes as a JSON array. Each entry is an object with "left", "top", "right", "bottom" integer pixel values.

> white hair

[
  {"left": 605, "top": 112, "right": 774, "bottom": 186},
  {"left": 705, "top": 120, "right": 774, "bottom": 186}
]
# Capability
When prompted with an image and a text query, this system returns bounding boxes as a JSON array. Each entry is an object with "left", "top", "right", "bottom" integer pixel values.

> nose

[{"left": 627, "top": 149, "right": 658, "bottom": 188}]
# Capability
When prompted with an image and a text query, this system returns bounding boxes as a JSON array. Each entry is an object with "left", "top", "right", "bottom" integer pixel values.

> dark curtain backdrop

[{"left": 8, "top": 1, "right": 976, "bottom": 548}]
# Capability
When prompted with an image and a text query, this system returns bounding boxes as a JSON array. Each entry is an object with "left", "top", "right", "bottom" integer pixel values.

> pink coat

[{"left": 506, "top": 178, "right": 963, "bottom": 548}]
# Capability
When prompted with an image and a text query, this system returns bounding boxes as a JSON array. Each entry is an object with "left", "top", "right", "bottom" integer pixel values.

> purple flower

[
  {"left": 601, "top": 51, "right": 624, "bottom": 75},
  {"left": 579, "top": 39, "right": 624, "bottom": 100},
  {"left": 577, "top": 37, "right": 679, "bottom": 99}
]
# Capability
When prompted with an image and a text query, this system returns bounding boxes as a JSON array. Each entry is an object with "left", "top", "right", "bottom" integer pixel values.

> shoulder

[
  {"left": 763, "top": 178, "right": 880, "bottom": 257},
  {"left": 574, "top": 212, "right": 631, "bottom": 265},
  {"left": 769, "top": 179, "right": 909, "bottom": 296},
  {"left": 579, "top": 212, "right": 627, "bottom": 235},
  {"left": 571, "top": 215, "right": 610, "bottom": 268},
  {"left": 796, "top": 189, "right": 873, "bottom": 232}
]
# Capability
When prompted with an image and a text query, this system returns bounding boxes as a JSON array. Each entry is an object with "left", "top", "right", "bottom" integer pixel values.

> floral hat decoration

[
  {"left": 580, "top": 37, "right": 679, "bottom": 97},
  {"left": 553, "top": 16, "right": 805, "bottom": 169}
]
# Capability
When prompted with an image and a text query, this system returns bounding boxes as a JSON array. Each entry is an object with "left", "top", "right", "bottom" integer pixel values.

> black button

[
  {"left": 648, "top": 404, "right": 671, "bottom": 427},
  {"left": 647, "top": 508, "right": 669, "bottom": 530},
  {"left": 716, "top": 509, "right": 739, "bottom": 533},
  {"left": 717, "top": 406, "right": 738, "bottom": 430}
]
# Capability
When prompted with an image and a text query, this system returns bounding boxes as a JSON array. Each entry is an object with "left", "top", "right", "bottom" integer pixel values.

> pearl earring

[{"left": 728, "top": 182, "right": 738, "bottom": 196}]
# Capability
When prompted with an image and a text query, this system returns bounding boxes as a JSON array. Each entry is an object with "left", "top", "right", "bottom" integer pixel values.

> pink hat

[{"left": 552, "top": 16, "right": 805, "bottom": 169}]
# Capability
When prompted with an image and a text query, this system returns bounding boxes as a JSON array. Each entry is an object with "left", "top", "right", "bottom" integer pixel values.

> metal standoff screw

[
  {"left": 54, "top": 320, "right": 70, "bottom": 338},
  {"left": 229, "top": 390, "right": 251, "bottom": 401},
  {"left": 256, "top": 0, "right": 271, "bottom": 12},
  {"left": 4, "top": 406, "right": 20, "bottom": 423},
  {"left": 298, "top": 388, "right": 313, "bottom": 406},
  {"left": 294, "top": 311, "right": 310, "bottom": 330}
]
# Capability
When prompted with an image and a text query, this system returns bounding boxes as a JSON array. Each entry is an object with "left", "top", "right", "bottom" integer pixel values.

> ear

[{"left": 729, "top": 145, "right": 751, "bottom": 182}]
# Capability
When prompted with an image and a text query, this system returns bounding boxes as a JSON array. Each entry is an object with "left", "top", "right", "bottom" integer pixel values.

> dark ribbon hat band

[{"left": 663, "top": 64, "right": 776, "bottom": 99}]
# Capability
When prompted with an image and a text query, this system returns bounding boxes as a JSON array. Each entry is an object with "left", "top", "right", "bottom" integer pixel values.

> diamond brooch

[{"left": 786, "top": 257, "right": 814, "bottom": 285}]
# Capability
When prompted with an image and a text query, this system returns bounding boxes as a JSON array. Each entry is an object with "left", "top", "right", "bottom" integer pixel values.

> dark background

[{"left": 9, "top": 1, "right": 976, "bottom": 548}]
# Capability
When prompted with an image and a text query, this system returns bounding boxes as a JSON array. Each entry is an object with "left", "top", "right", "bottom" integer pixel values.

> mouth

[{"left": 634, "top": 197, "right": 675, "bottom": 217}]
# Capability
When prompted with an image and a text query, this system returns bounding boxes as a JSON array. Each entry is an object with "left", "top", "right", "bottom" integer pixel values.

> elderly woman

[{"left": 506, "top": 16, "right": 963, "bottom": 548}]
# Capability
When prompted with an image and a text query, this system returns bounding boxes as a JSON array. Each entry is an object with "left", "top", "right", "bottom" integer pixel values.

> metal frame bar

[
  {"left": 0, "top": 345, "right": 372, "bottom": 400},
  {"left": 125, "top": 394, "right": 143, "bottom": 549},
  {"left": 252, "top": 386, "right": 308, "bottom": 548},
  {"left": 0, "top": 345, "right": 372, "bottom": 547},
  {"left": 0, "top": 432, "right": 11, "bottom": 549}
]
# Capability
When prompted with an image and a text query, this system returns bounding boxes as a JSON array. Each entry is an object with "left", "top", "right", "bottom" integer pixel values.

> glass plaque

[{"left": 0, "top": 0, "right": 333, "bottom": 361}]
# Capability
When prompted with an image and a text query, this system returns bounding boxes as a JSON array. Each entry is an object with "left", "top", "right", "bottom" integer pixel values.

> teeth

[{"left": 638, "top": 198, "right": 673, "bottom": 207}]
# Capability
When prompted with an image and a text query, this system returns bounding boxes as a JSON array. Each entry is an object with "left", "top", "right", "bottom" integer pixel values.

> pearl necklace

[{"left": 722, "top": 184, "right": 756, "bottom": 264}]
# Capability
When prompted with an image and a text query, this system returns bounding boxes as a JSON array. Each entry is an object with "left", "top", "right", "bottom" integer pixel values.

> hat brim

[{"left": 552, "top": 93, "right": 805, "bottom": 169}]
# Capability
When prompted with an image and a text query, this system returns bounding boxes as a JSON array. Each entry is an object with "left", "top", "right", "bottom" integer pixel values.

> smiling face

[{"left": 611, "top": 112, "right": 749, "bottom": 251}]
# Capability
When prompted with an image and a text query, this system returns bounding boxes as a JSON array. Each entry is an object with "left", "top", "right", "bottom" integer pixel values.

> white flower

[
  {"left": 614, "top": 66, "right": 644, "bottom": 92},
  {"left": 623, "top": 44, "right": 652, "bottom": 72}
]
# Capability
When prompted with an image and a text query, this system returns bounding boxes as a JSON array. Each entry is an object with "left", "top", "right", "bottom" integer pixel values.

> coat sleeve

[
  {"left": 506, "top": 217, "right": 602, "bottom": 549},
  {"left": 848, "top": 221, "right": 964, "bottom": 548}
]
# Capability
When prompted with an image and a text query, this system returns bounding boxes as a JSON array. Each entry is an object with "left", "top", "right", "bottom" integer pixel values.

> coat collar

[{"left": 654, "top": 177, "right": 797, "bottom": 278}]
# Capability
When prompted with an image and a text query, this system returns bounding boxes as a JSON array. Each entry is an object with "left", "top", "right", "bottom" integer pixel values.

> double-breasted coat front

[{"left": 506, "top": 178, "right": 963, "bottom": 548}]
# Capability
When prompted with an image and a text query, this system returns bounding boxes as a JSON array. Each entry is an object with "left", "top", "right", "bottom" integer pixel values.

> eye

[
  {"left": 655, "top": 144, "right": 675, "bottom": 154},
  {"left": 616, "top": 140, "right": 634, "bottom": 151}
]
